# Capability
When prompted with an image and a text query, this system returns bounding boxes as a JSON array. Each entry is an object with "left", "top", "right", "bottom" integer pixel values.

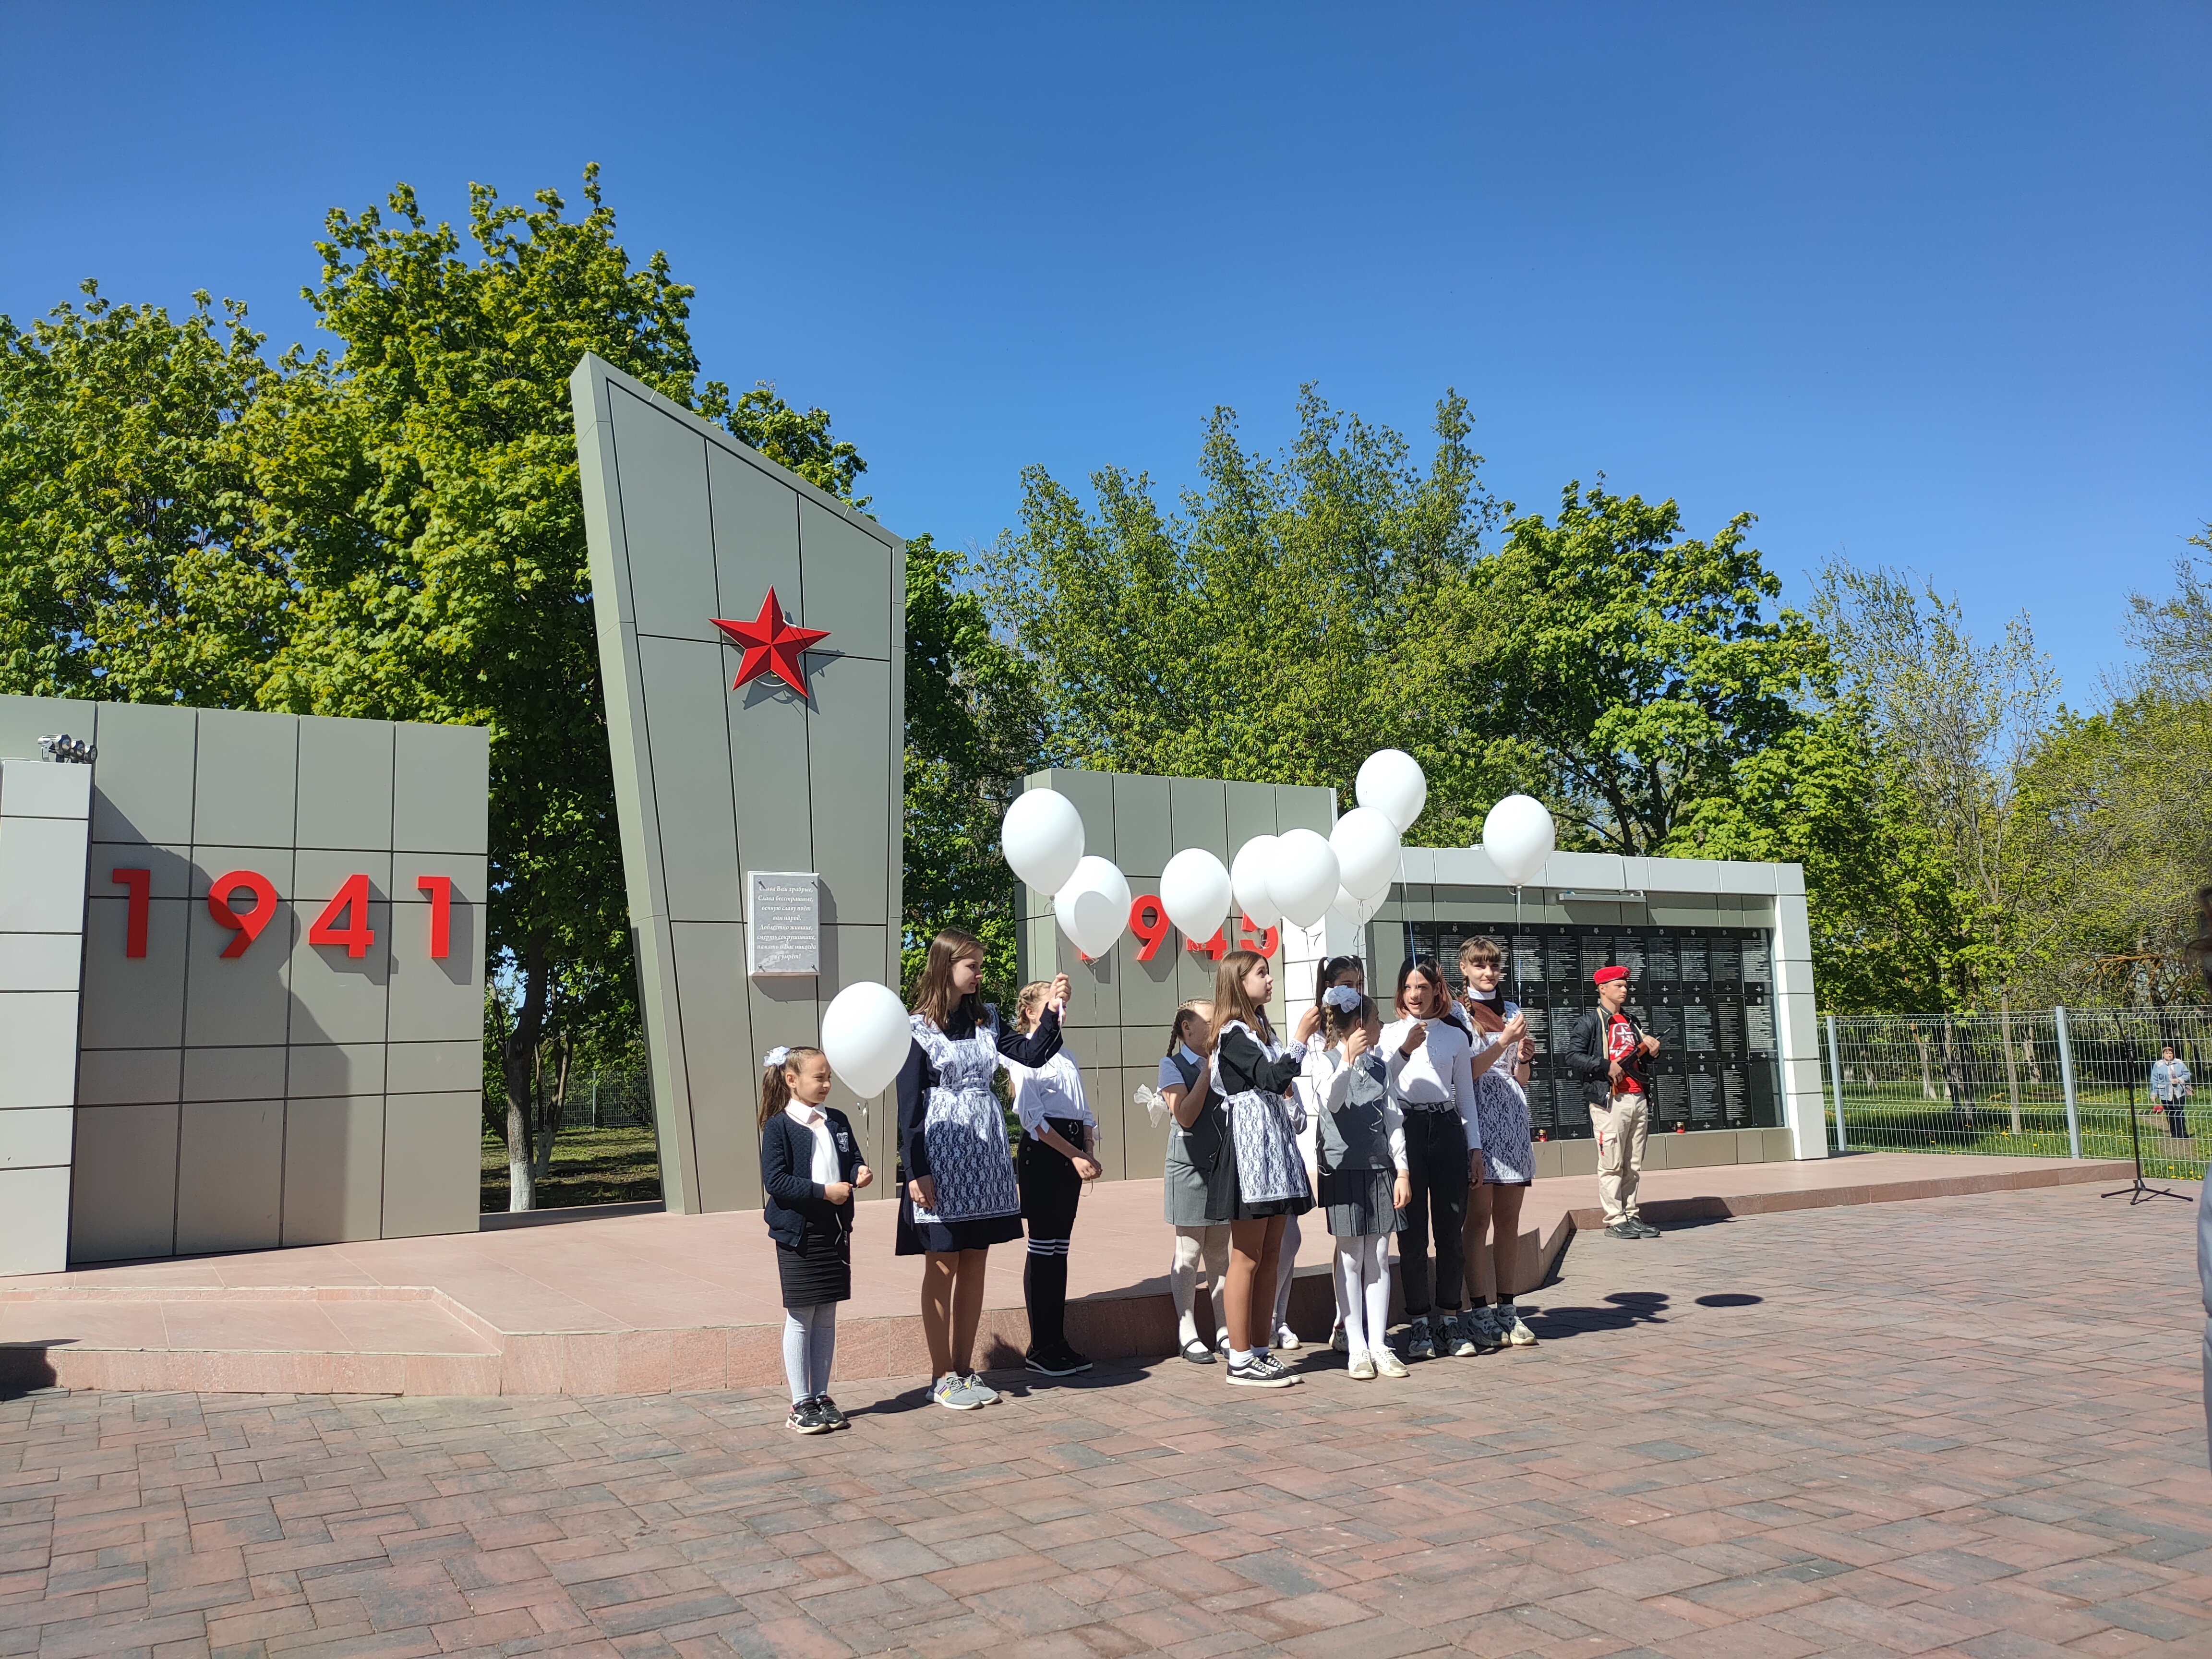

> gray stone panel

[
  {"left": 393, "top": 724, "right": 489, "bottom": 855},
  {"left": 1051, "top": 769, "right": 1118, "bottom": 866},
  {"left": 0, "top": 816, "right": 90, "bottom": 932},
  {"left": 69, "top": 1103, "right": 177, "bottom": 1261},
  {"left": 192, "top": 708, "right": 298, "bottom": 848},
  {"left": 631, "top": 914, "right": 699, "bottom": 1213},
  {"left": 393, "top": 852, "right": 488, "bottom": 909},
  {"left": 386, "top": 895, "right": 480, "bottom": 1043},
  {"left": 295, "top": 717, "right": 395, "bottom": 851},
  {"left": 0, "top": 692, "right": 96, "bottom": 762},
  {"left": 1166, "top": 777, "right": 1228, "bottom": 868},
  {"left": 707, "top": 444, "right": 802, "bottom": 613},
  {"left": 182, "top": 901, "right": 294, "bottom": 1048},
  {"left": 727, "top": 680, "right": 814, "bottom": 878},
  {"left": 282, "top": 1095, "right": 385, "bottom": 1245},
  {"left": 1063, "top": 948, "right": 1121, "bottom": 1033},
  {"left": 1224, "top": 781, "right": 1280, "bottom": 857},
  {"left": 295, "top": 850, "right": 393, "bottom": 906},
  {"left": 86, "top": 840, "right": 191, "bottom": 900},
  {"left": 77, "top": 1048, "right": 181, "bottom": 1106},
  {"left": 1123, "top": 934, "right": 1180, "bottom": 1032},
  {"left": 797, "top": 498, "right": 893, "bottom": 661},
  {"left": 182, "top": 1046, "right": 286, "bottom": 1102},
  {"left": 610, "top": 389, "right": 718, "bottom": 641},
  {"left": 88, "top": 703, "right": 197, "bottom": 844},
  {"left": 384, "top": 1041, "right": 477, "bottom": 1095},
  {"left": 189, "top": 848, "right": 295, "bottom": 901},
  {"left": 1111, "top": 773, "right": 1173, "bottom": 880},
  {"left": 669, "top": 921, "right": 757, "bottom": 1213},
  {"left": 287, "top": 899, "right": 390, "bottom": 1046},
  {"left": 288, "top": 1043, "right": 387, "bottom": 1098},
  {"left": 380, "top": 1092, "right": 480, "bottom": 1238},
  {"left": 174, "top": 1099, "right": 282, "bottom": 1255},
  {"left": 636, "top": 636, "right": 743, "bottom": 924},
  {"left": 1274, "top": 785, "right": 1335, "bottom": 835},
  {"left": 79, "top": 896, "right": 187, "bottom": 1049},
  {"left": 804, "top": 654, "right": 891, "bottom": 927}
]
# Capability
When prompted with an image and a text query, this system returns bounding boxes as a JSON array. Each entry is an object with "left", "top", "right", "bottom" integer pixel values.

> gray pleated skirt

[{"left": 1319, "top": 1167, "right": 1405, "bottom": 1238}]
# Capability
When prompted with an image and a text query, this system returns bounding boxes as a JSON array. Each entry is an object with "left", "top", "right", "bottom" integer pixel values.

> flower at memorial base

[{"left": 712, "top": 588, "right": 829, "bottom": 695}]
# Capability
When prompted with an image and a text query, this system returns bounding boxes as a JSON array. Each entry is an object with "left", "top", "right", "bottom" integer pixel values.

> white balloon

[
  {"left": 1355, "top": 749, "right": 1429, "bottom": 832},
  {"left": 1158, "top": 848, "right": 1232, "bottom": 944},
  {"left": 1482, "top": 793, "right": 1557, "bottom": 887},
  {"left": 1001, "top": 789, "right": 1085, "bottom": 896},
  {"left": 1229, "top": 835, "right": 1280, "bottom": 927},
  {"left": 1324, "top": 885, "right": 1381, "bottom": 937},
  {"left": 1267, "top": 827, "right": 1341, "bottom": 929},
  {"left": 1330, "top": 805, "right": 1403, "bottom": 901},
  {"left": 818, "top": 981, "right": 912, "bottom": 1099},
  {"left": 1054, "top": 855, "right": 1131, "bottom": 959}
]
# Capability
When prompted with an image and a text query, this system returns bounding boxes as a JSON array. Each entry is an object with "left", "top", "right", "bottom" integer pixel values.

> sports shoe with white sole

[
  {"left": 1445, "top": 1311, "right": 1479, "bottom": 1358},
  {"left": 1374, "top": 1346, "right": 1410, "bottom": 1378},
  {"left": 1227, "top": 1356, "right": 1296, "bottom": 1388},
  {"left": 963, "top": 1372, "right": 1000, "bottom": 1404},
  {"left": 1406, "top": 1317, "right": 1437, "bottom": 1361},
  {"left": 1468, "top": 1306, "right": 1504, "bottom": 1354},
  {"left": 932, "top": 1373, "right": 983, "bottom": 1410},
  {"left": 1347, "top": 1351, "right": 1377, "bottom": 1381},
  {"left": 1499, "top": 1304, "right": 1538, "bottom": 1346},
  {"left": 1274, "top": 1325, "right": 1301, "bottom": 1351},
  {"left": 1330, "top": 1325, "right": 1348, "bottom": 1354}
]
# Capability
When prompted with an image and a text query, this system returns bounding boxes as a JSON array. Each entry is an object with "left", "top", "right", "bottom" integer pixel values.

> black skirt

[
  {"left": 776, "top": 1221, "right": 852, "bottom": 1308},
  {"left": 895, "top": 1189, "right": 1024, "bottom": 1256}
]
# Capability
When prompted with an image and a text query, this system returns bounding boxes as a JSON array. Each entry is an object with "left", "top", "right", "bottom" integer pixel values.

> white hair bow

[
  {"left": 1322, "top": 984, "right": 1363, "bottom": 1012},
  {"left": 761, "top": 1046, "right": 792, "bottom": 1071},
  {"left": 1133, "top": 1084, "right": 1168, "bottom": 1127}
]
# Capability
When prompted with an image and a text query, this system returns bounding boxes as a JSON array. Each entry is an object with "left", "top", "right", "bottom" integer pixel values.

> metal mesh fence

[
  {"left": 1820, "top": 1007, "right": 2209, "bottom": 1184},
  {"left": 552, "top": 1064, "right": 655, "bottom": 1131}
]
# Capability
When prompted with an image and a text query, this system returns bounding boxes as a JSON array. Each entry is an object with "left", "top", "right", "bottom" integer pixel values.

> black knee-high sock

[{"left": 1025, "top": 1249, "right": 1068, "bottom": 1353}]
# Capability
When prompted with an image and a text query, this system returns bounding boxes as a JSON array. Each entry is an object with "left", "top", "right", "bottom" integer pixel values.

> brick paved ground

[{"left": 4, "top": 1181, "right": 2208, "bottom": 1659}]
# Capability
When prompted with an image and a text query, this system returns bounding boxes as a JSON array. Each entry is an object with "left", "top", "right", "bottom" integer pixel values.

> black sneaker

[
  {"left": 1630, "top": 1219, "right": 1661, "bottom": 1238},
  {"left": 1056, "top": 1345, "right": 1094, "bottom": 1373},
  {"left": 786, "top": 1398, "right": 832, "bottom": 1435},
  {"left": 1603, "top": 1222, "right": 1640, "bottom": 1239},
  {"left": 1226, "top": 1356, "right": 1295, "bottom": 1388},
  {"left": 815, "top": 1395, "right": 849, "bottom": 1429},
  {"left": 1025, "top": 1349, "right": 1085, "bottom": 1377}
]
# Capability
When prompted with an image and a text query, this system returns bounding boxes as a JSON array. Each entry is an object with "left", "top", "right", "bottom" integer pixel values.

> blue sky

[{"left": 3, "top": 2, "right": 2204, "bottom": 705}]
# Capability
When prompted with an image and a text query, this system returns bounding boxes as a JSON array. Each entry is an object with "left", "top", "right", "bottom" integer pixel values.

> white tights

[
  {"left": 1332, "top": 1234, "right": 1393, "bottom": 1358},
  {"left": 1170, "top": 1225, "right": 1231, "bottom": 1345},
  {"left": 783, "top": 1302, "right": 837, "bottom": 1404}
]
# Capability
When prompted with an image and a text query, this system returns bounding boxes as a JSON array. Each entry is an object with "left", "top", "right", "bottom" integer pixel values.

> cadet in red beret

[{"left": 1565, "top": 963, "right": 1663, "bottom": 1238}]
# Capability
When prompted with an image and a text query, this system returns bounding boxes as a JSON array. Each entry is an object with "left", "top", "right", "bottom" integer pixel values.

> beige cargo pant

[{"left": 1588, "top": 1091, "right": 1649, "bottom": 1226}]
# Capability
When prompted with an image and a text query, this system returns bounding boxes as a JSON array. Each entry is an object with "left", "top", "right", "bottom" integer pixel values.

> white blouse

[
  {"left": 782, "top": 1101, "right": 839, "bottom": 1184},
  {"left": 1005, "top": 1050, "right": 1094, "bottom": 1138},
  {"left": 1380, "top": 1012, "right": 1484, "bottom": 1149}
]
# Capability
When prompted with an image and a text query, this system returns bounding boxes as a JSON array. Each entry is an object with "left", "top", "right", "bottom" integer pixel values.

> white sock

[{"left": 1229, "top": 1347, "right": 1253, "bottom": 1367}]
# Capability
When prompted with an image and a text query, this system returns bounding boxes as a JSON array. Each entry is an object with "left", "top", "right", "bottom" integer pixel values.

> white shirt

[
  {"left": 783, "top": 1101, "right": 839, "bottom": 1185},
  {"left": 1305, "top": 1043, "right": 1408, "bottom": 1171},
  {"left": 1006, "top": 1049, "right": 1094, "bottom": 1138},
  {"left": 1157, "top": 1045, "right": 1203, "bottom": 1094},
  {"left": 1381, "top": 1012, "right": 1483, "bottom": 1149}
]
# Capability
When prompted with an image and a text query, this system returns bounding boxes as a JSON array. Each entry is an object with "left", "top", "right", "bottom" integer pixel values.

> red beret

[{"left": 1592, "top": 965, "right": 1629, "bottom": 985}]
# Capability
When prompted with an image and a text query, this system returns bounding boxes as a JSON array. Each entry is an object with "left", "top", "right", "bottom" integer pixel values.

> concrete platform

[{"left": 0, "top": 1152, "right": 2134, "bottom": 1396}]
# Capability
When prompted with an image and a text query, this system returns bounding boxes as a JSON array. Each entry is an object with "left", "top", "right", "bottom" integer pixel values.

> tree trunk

[
  {"left": 1998, "top": 991, "right": 2023, "bottom": 1134},
  {"left": 533, "top": 1034, "right": 571, "bottom": 1187},
  {"left": 1912, "top": 1028, "right": 1939, "bottom": 1102},
  {"left": 505, "top": 935, "right": 550, "bottom": 1212}
]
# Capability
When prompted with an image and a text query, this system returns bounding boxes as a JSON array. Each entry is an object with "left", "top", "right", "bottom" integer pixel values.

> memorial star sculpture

[{"left": 712, "top": 588, "right": 829, "bottom": 694}]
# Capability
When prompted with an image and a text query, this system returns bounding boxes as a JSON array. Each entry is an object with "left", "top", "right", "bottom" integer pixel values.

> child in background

[
  {"left": 1007, "top": 980, "right": 1101, "bottom": 1376},
  {"left": 757, "top": 1045, "right": 872, "bottom": 1434},
  {"left": 1157, "top": 1000, "right": 1234, "bottom": 1363},
  {"left": 1310, "top": 990, "right": 1410, "bottom": 1380}
]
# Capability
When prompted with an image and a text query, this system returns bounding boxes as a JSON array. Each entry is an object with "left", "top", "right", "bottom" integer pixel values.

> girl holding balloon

[
  {"left": 1210, "top": 949, "right": 1322, "bottom": 1388},
  {"left": 1006, "top": 979, "right": 1101, "bottom": 1377},
  {"left": 1157, "top": 999, "right": 1236, "bottom": 1364},
  {"left": 895, "top": 929, "right": 1072, "bottom": 1411}
]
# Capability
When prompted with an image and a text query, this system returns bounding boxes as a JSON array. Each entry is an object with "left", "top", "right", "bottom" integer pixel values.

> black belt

[{"left": 1399, "top": 1100, "right": 1459, "bottom": 1114}]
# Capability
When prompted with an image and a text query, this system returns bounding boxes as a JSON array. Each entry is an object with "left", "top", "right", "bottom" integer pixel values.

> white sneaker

[
  {"left": 1274, "top": 1324, "right": 1301, "bottom": 1351},
  {"left": 1374, "top": 1346, "right": 1410, "bottom": 1379},
  {"left": 963, "top": 1372, "right": 1000, "bottom": 1404},
  {"left": 932, "top": 1373, "right": 982, "bottom": 1410},
  {"left": 1499, "top": 1304, "right": 1537, "bottom": 1346},
  {"left": 1347, "top": 1351, "right": 1377, "bottom": 1381}
]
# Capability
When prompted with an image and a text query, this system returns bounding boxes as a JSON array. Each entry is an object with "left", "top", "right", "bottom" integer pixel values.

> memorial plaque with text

[
  {"left": 1741, "top": 938, "right": 1770, "bottom": 983},
  {"left": 1647, "top": 935, "right": 1679, "bottom": 980},
  {"left": 1654, "top": 1072, "right": 1688, "bottom": 1124},
  {"left": 1681, "top": 939, "right": 1709, "bottom": 982},
  {"left": 1615, "top": 939, "right": 1647, "bottom": 981},
  {"left": 1717, "top": 1001, "right": 1743, "bottom": 1053},
  {"left": 1683, "top": 1004, "right": 1715, "bottom": 1052},
  {"left": 1579, "top": 938, "right": 1611, "bottom": 981},
  {"left": 746, "top": 870, "right": 821, "bottom": 977},
  {"left": 1723, "top": 1068, "right": 1748, "bottom": 1123},
  {"left": 1745, "top": 1002, "right": 1776, "bottom": 1055},
  {"left": 1689, "top": 1071, "right": 1722, "bottom": 1124},
  {"left": 1711, "top": 938, "right": 1741, "bottom": 982}
]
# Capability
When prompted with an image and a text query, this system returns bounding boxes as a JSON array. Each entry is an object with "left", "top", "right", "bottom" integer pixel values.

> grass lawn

[
  {"left": 480, "top": 1125, "right": 663, "bottom": 1213},
  {"left": 1837, "top": 1087, "right": 2207, "bottom": 1183}
]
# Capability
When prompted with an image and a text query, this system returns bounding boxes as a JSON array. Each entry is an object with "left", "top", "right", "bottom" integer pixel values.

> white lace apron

[
  {"left": 907, "top": 1012, "right": 1020, "bottom": 1224},
  {"left": 1211, "top": 1021, "right": 1312, "bottom": 1207}
]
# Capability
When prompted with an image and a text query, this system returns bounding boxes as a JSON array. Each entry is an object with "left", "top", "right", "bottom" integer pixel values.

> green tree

[
  {"left": 902, "top": 533, "right": 1043, "bottom": 999},
  {"left": 986, "top": 385, "right": 1501, "bottom": 830},
  {"left": 0, "top": 285, "right": 300, "bottom": 705},
  {"left": 1422, "top": 483, "right": 1831, "bottom": 856}
]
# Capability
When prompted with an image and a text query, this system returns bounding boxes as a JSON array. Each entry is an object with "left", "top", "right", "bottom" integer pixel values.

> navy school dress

[{"left": 759, "top": 1105, "right": 866, "bottom": 1308}]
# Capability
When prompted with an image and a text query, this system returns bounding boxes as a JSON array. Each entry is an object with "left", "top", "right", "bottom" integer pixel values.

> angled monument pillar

[{"left": 571, "top": 355, "right": 905, "bottom": 1212}]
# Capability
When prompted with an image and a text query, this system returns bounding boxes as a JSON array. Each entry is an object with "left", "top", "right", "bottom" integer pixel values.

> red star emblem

[{"left": 710, "top": 588, "right": 830, "bottom": 695}]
